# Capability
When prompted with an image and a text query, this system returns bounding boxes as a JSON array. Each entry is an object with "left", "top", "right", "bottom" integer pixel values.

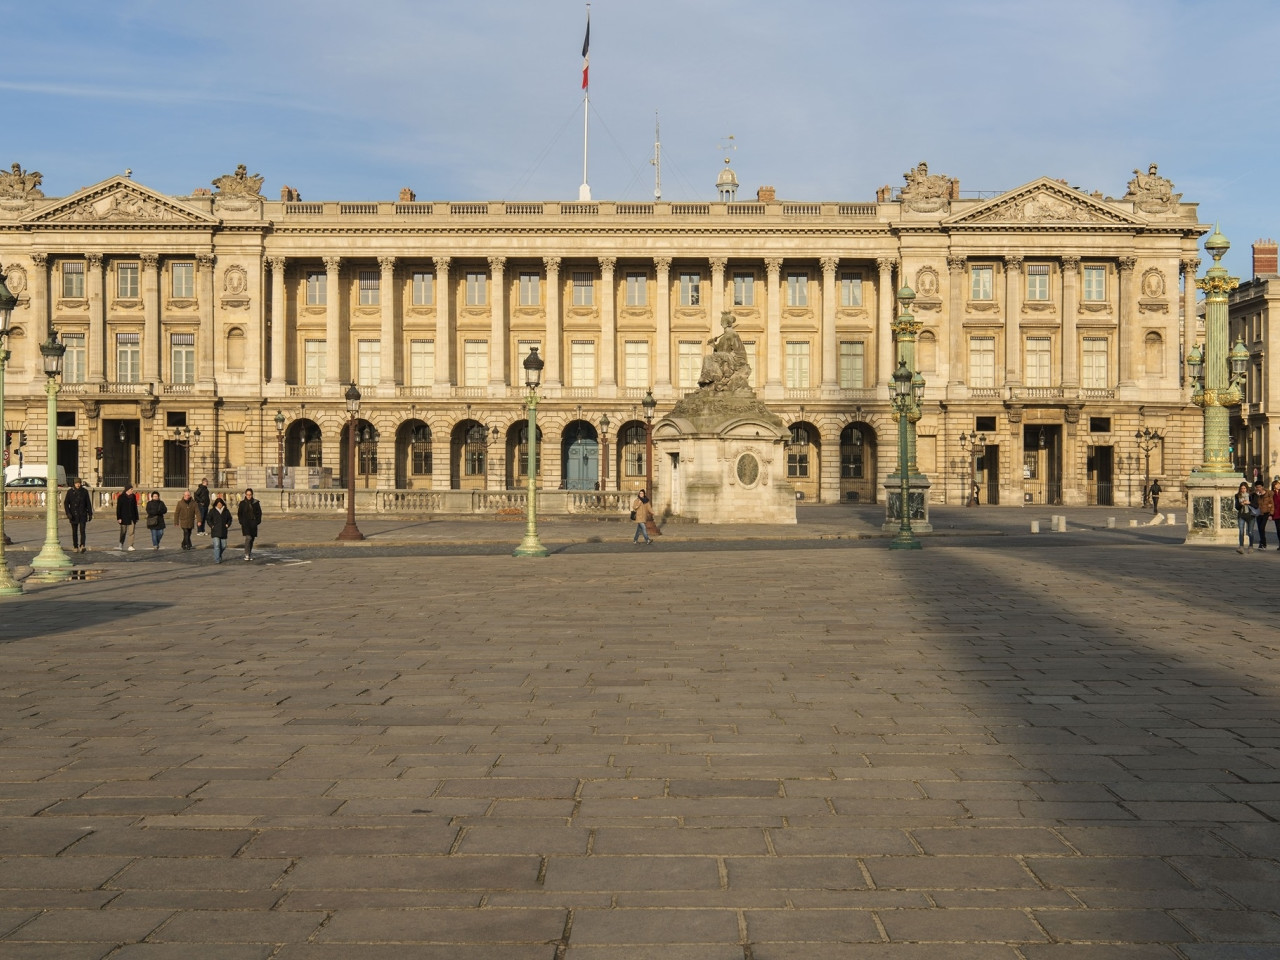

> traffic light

[
  {"left": 95, "top": 446, "right": 104, "bottom": 461},
  {"left": 18, "top": 431, "right": 26, "bottom": 447}
]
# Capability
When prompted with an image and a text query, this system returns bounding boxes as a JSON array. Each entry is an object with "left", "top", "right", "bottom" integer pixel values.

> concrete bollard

[
  {"left": 1167, "top": 512, "right": 1176, "bottom": 524},
  {"left": 1056, "top": 516, "right": 1067, "bottom": 532},
  {"left": 1107, "top": 517, "right": 1116, "bottom": 529},
  {"left": 1030, "top": 520, "right": 1040, "bottom": 533},
  {"left": 1129, "top": 519, "right": 1138, "bottom": 527}
]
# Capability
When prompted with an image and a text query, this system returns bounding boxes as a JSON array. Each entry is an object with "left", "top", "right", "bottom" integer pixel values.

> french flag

[{"left": 581, "top": 14, "right": 590, "bottom": 90}]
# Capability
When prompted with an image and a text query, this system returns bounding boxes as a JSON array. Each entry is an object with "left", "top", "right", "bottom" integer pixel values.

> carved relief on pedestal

[
  {"left": 912, "top": 266, "right": 942, "bottom": 311},
  {"left": 1138, "top": 267, "right": 1168, "bottom": 313},
  {"left": 3, "top": 264, "right": 27, "bottom": 303},
  {"left": 221, "top": 264, "right": 250, "bottom": 310}
]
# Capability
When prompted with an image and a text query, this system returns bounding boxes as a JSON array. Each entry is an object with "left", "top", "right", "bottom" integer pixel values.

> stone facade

[
  {"left": 1228, "top": 240, "right": 1279, "bottom": 479},
  {"left": 0, "top": 162, "right": 1208, "bottom": 509}
]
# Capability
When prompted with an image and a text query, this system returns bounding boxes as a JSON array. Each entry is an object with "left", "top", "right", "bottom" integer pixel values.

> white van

[{"left": 4, "top": 464, "right": 69, "bottom": 487}]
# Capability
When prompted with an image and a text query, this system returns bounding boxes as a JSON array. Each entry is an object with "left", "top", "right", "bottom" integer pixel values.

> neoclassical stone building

[{"left": 0, "top": 160, "right": 1208, "bottom": 508}]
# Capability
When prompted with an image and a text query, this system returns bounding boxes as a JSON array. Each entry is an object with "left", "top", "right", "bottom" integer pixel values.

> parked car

[{"left": 3, "top": 465, "right": 69, "bottom": 487}]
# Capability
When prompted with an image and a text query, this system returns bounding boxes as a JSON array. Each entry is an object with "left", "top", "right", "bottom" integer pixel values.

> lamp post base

[
  {"left": 888, "top": 532, "right": 923, "bottom": 550},
  {"left": 336, "top": 523, "right": 365, "bottom": 542},
  {"left": 512, "top": 536, "right": 548, "bottom": 558},
  {"left": 30, "top": 546, "right": 73, "bottom": 582}
]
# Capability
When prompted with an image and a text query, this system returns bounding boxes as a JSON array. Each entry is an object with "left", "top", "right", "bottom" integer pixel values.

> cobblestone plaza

[{"left": 1, "top": 510, "right": 1277, "bottom": 958}]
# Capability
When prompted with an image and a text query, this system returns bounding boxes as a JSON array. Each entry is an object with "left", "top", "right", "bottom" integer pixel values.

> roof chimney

[{"left": 1253, "top": 239, "right": 1278, "bottom": 278}]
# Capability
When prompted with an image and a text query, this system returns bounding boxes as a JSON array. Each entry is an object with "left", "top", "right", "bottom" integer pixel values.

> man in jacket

[
  {"left": 115, "top": 484, "right": 139, "bottom": 551},
  {"left": 174, "top": 490, "right": 199, "bottom": 550},
  {"left": 237, "top": 488, "right": 262, "bottom": 561},
  {"left": 63, "top": 478, "right": 93, "bottom": 553},
  {"left": 193, "top": 479, "right": 210, "bottom": 534}
]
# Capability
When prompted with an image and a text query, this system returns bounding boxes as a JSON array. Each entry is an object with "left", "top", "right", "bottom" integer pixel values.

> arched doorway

[
  {"left": 840, "top": 422, "right": 876, "bottom": 503},
  {"left": 562, "top": 419, "right": 599, "bottom": 490},
  {"left": 340, "top": 418, "right": 378, "bottom": 488},
  {"left": 450, "top": 419, "right": 490, "bottom": 490},
  {"left": 396, "top": 419, "right": 432, "bottom": 489},
  {"left": 506, "top": 422, "right": 543, "bottom": 488},
  {"left": 618, "top": 420, "right": 648, "bottom": 492},
  {"left": 785, "top": 422, "right": 820, "bottom": 501},
  {"left": 285, "top": 419, "right": 323, "bottom": 489}
]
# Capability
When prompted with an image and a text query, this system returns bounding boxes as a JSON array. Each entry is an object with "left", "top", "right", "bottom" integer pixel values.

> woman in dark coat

[
  {"left": 144, "top": 491, "right": 167, "bottom": 550},
  {"left": 115, "top": 484, "right": 140, "bottom": 551},
  {"left": 206, "top": 497, "right": 233, "bottom": 564},
  {"left": 63, "top": 478, "right": 93, "bottom": 553},
  {"left": 237, "top": 488, "right": 262, "bottom": 561}
]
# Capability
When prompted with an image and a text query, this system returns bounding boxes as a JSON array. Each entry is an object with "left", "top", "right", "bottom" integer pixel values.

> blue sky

[{"left": 3, "top": 0, "right": 1277, "bottom": 279}]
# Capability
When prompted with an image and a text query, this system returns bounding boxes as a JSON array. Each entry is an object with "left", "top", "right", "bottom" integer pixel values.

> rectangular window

[
  {"left": 624, "top": 340, "right": 649, "bottom": 388},
  {"left": 518, "top": 272, "right": 540, "bottom": 307},
  {"left": 1083, "top": 265, "right": 1106, "bottom": 301},
  {"left": 304, "top": 339, "right": 327, "bottom": 386},
  {"left": 625, "top": 272, "right": 647, "bottom": 307},
  {"left": 463, "top": 339, "right": 488, "bottom": 386},
  {"left": 969, "top": 336, "right": 996, "bottom": 387},
  {"left": 840, "top": 270, "right": 863, "bottom": 307},
  {"left": 838, "top": 340, "right": 865, "bottom": 388},
  {"left": 357, "top": 339, "right": 381, "bottom": 385},
  {"left": 1082, "top": 337, "right": 1109, "bottom": 388},
  {"left": 515, "top": 339, "right": 540, "bottom": 384},
  {"left": 677, "top": 340, "right": 702, "bottom": 389},
  {"left": 170, "top": 332, "right": 195, "bottom": 384},
  {"left": 570, "top": 340, "right": 596, "bottom": 387},
  {"left": 62, "top": 261, "right": 85, "bottom": 298},
  {"left": 409, "top": 339, "right": 434, "bottom": 385},
  {"left": 62, "top": 333, "right": 86, "bottom": 383},
  {"left": 970, "top": 265, "right": 993, "bottom": 301},
  {"left": 679, "top": 272, "right": 701, "bottom": 307},
  {"left": 743, "top": 340, "right": 758, "bottom": 388},
  {"left": 1024, "top": 336, "right": 1052, "bottom": 387},
  {"left": 115, "top": 332, "right": 141, "bottom": 383},
  {"left": 117, "top": 262, "right": 139, "bottom": 299},
  {"left": 358, "top": 270, "right": 379, "bottom": 306},
  {"left": 572, "top": 271, "right": 594, "bottom": 307},
  {"left": 1026, "top": 263, "right": 1050, "bottom": 301},
  {"left": 411, "top": 271, "right": 433, "bottom": 306},
  {"left": 306, "top": 271, "right": 326, "bottom": 306},
  {"left": 732, "top": 272, "right": 755, "bottom": 307},
  {"left": 785, "top": 341, "right": 811, "bottom": 388},
  {"left": 786, "top": 272, "right": 809, "bottom": 307},
  {"left": 465, "top": 271, "right": 487, "bottom": 306},
  {"left": 171, "top": 262, "right": 194, "bottom": 299}
]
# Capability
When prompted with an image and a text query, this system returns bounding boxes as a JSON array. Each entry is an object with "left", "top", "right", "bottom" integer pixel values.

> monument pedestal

[
  {"left": 1184, "top": 472, "right": 1247, "bottom": 546},
  {"left": 882, "top": 474, "right": 934, "bottom": 533}
]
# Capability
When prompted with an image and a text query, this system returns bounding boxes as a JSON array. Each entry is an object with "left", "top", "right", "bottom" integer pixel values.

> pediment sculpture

[
  {"left": 1122, "top": 163, "right": 1181, "bottom": 214},
  {"left": 49, "top": 188, "right": 182, "bottom": 223},
  {"left": 212, "top": 165, "right": 265, "bottom": 210},
  {"left": 0, "top": 163, "right": 43, "bottom": 200},
  {"left": 973, "top": 190, "right": 1106, "bottom": 224},
  {"left": 899, "top": 161, "right": 956, "bottom": 213}
]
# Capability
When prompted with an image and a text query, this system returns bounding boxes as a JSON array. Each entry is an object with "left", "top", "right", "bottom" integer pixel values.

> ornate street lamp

[
  {"left": 642, "top": 389, "right": 656, "bottom": 500},
  {"left": 888, "top": 359, "right": 924, "bottom": 550},
  {"left": 336, "top": 381, "right": 364, "bottom": 541},
  {"left": 598, "top": 413, "right": 611, "bottom": 491},
  {"left": 30, "top": 333, "right": 72, "bottom": 580},
  {"left": 514, "top": 346, "right": 547, "bottom": 557},
  {"left": 0, "top": 274, "right": 22, "bottom": 595},
  {"left": 274, "top": 409, "right": 286, "bottom": 490},
  {"left": 1135, "top": 426, "right": 1162, "bottom": 507},
  {"left": 958, "top": 430, "right": 987, "bottom": 507}
]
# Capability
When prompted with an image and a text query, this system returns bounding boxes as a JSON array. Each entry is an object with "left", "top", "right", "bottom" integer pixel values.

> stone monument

[{"left": 651, "top": 312, "right": 797, "bottom": 523}]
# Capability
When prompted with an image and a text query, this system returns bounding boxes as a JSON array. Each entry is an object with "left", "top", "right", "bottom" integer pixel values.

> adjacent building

[
  {"left": 1228, "top": 240, "right": 1279, "bottom": 478},
  {"left": 0, "top": 160, "right": 1208, "bottom": 508}
]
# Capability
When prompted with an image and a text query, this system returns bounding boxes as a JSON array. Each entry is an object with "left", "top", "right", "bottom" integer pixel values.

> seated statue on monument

[{"left": 698, "top": 312, "right": 752, "bottom": 393}]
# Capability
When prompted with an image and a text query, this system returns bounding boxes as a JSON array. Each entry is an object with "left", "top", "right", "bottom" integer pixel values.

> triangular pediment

[
  {"left": 22, "top": 177, "right": 217, "bottom": 226},
  {"left": 944, "top": 177, "right": 1142, "bottom": 228}
]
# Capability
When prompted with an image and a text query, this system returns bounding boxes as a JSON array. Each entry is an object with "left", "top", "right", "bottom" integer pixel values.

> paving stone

[
  {"left": 877, "top": 907, "right": 1047, "bottom": 942},
  {"left": 567, "top": 907, "right": 739, "bottom": 944},
  {"left": 1031, "top": 908, "right": 1191, "bottom": 941},
  {"left": 314, "top": 906, "right": 567, "bottom": 942},
  {"left": 6, "top": 908, "right": 173, "bottom": 943}
]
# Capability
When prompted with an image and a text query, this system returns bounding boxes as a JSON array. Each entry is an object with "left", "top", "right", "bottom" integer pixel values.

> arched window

[
  {"left": 516, "top": 424, "right": 542, "bottom": 478},
  {"left": 1144, "top": 331, "right": 1164, "bottom": 376},
  {"left": 918, "top": 330, "right": 937, "bottom": 372},
  {"left": 787, "top": 426, "right": 810, "bottom": 478},
  {"left": 226, "top": 326, "right": 245, "bottom": 370},
  {"left": 622, "top": 423, "right": 647, "bottom": 478},
  {"left": 841, "top": 426, "right": 865, "bottom": 478},
  {"left": 410, "top": 424, "right": 431, "bottom": 475}
]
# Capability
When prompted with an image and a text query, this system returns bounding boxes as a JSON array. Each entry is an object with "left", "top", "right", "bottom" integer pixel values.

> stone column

[
  {"left": 198, "top": 254, "right": 216, "bottom": 386},
  {"left": 654, "top": 257, "right": 672, "bottom": 394},
  {"left": 1181, "top": 257, "right": 1200, "bottom": 390},
  {"left": 1061, "top": 256, "right": 1080, "bottom": 390},
  {"left": 87, "top": 254, "right": 105, "bottom": 384},
  {"left": 820, "top": 256, "right": 838, "bottom": 393},
  {"left": 1117, "top": 257, "right": 1137, "bottom": 388},
  {"left": 599, "top": 256, "right": 617, "bottom": 394},
  {"left": 543, "top": 257, "right": 562, "bottom": 389},
  {"left": 946, "top": 255, "right": 966, "bottom": 387},
  {"left": 269, "top": 257, "right": 288, "bottom": 384},
  {"left": 876, "top": 257, "right": 895, "bottom": 387},
  {"left": 323, "top": 256, "right": 341, "bottom": 385},
  {"left": 1004, "top": 256, "right": 1022, "bottom": 386},
  {"left": 433, "top": 256, "right": 451, "bottom": 390},
  {"left": 29, "top": 253, "right": 48, "bottom": 342},
  {"left": 141, "top": 254, "right": 160, "bottom": 384},
  {"left": 379, "top": 256, "right": 396, "bottom": 391},
  {"left": 709, "top": 257, "right": 726, "bottom": 321},
  {"left": 487, "top": 256, "right": 506, "bottom": 393},
  {"left": 764, "top": 257, "right": 783, "bottom": 398}
]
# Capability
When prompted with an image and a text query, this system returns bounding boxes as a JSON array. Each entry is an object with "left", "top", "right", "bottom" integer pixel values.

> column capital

[
  {"left": 764, "top": 258, "right": 783, "bottom": 276},
  {"left": 378, "top": 256, "right": 396, "bottom": 272},
  {"left": 433, "top": 255, "right": 451, "bottom": 273},
  {"left": 268, "top": 256, "right": 287, "bottom": 273},
  {"left": 1061, "top": 255, "right": 1081, "bottom": 271},
  {"left": 30, "top": 252, "right": 47, "bottom": 267},
  {"left": 654, "top": 256, "right": 672, "bottom": 273},
  {"left": 708, "top": 257, "right": 727, "bottom": 273},
  {"left": 1118, "top": 256, "right": 1137, "bottom": 273},
  {"left": 487, "top": 256, "right": 506, "bottom": 273},
  {"left": 819, "top": 256, "right": 839, "bottom": 275},
  {"left": 86, "top": 253, "right": 103, "bottom": 268},
  {"left": 598, "top": 256, "right": 617, "bottom": 274},
  {"left": 875, "top": 257, "right": 896, "bottom": 274},
  {"left": 197, "top": 253, "right": 215, "bottom": 269},
  {"left": 139, "top": 253, "right": 159, "bottom": 269},
  {"left": 543, "top": 256, "right": 561, "bottom": 274},
  {"left": 946, "top": 255, "right": 966, "bottom": 273},
  {"left": 1004, "top": 255, "right": 1023, "bottom": 272},
  {"left": 323, "top": 256, "right": 342, "bottom": 273},
  {"left": 1181, "top": 257, "right": 1201, "bottom": 275}
]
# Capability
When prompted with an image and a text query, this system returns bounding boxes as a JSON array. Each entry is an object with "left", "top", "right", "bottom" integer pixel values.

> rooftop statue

[
  {"left": 212, "top": 164, "right": 265, "bottom": 199},
  {"left": 0, "top": 162, "right": 44, "bottom": 200},
  {"left": 1123, "top": 163, "right": 1181, "bottom": 213}
]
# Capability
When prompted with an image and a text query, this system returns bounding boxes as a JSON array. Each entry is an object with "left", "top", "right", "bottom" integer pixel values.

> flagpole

[{"left": 579, "top": 4, "right": 591, "bottom": 201}]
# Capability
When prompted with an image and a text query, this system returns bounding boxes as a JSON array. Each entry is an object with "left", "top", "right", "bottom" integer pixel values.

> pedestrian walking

[
  {"left": 631, "top": 489, "right": 654, "bottom": 545},
  {"left": 206, "top": 496, "right": 233, "bottom": 564},
  {"left": 1149, "top": 478, "right": 1162, "bottom": 515},
  {"left": 144, "top": 491, "right": 167, "bottom": 550},
  {"left": 174, "top": 490, "right": 198, "bottom": 550},
  {"left": 237, "top": 488, "right": 262, "bottom": 561},
  {"left": 1271, "top": 478, "right": 1280, "bottom": 550},
  {"left": 1255, "top": 481, "right": 1272, "bottom": 549},
  {"left": 1235, "top": 481, "right": 1258, "bottom": 554},
  {"left": 193, "top": 478, "right": 210, "bottom": 534},
  {"left": 63, "top": 477, "right": 93, "bottom": 553},
  {"left": 115, "top": 484, "right": 140, "bottom": 551}
]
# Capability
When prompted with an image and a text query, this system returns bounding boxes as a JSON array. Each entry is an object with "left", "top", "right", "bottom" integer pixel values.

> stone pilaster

[
  {"left": 820, "top": 256, "right": 838, "bottom": 393},
  {"left": 323, "top": 256, "right": 341, "bottom": 385},
  {"left": 599, "top": 256, "right": 617, "bottom": 394}
]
